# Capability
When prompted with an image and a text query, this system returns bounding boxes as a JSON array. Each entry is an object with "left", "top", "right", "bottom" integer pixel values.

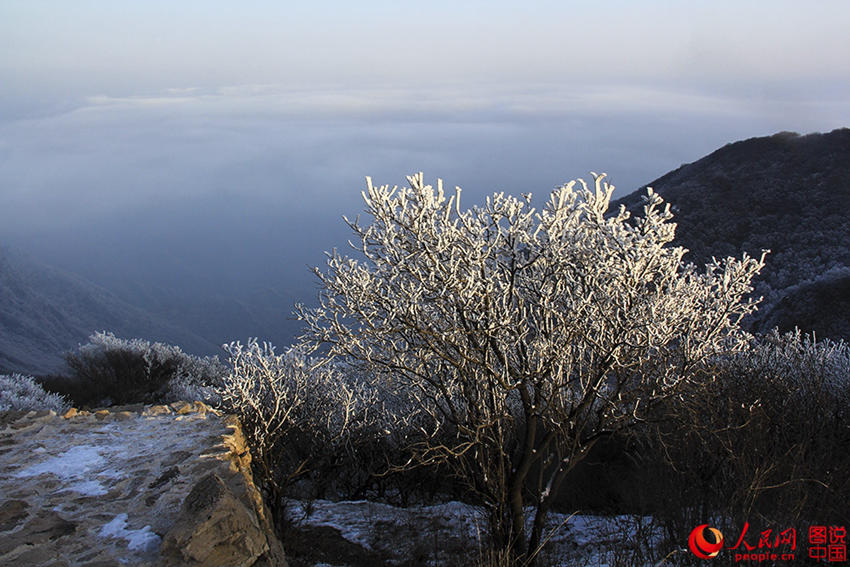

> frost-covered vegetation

[
  {"left": 274, "top": 329, "right": 849, "bottom": 566},
  {"left": 0, "top": 373, "right": 69, "bottom": 413},
  {"left": 218, "top": 339, "right": 394, "bottom": 529},
  {"left": 41, "top": 331, "right": 226, "bottom": 407},
  {"left": 642, "top": 329, "right": 850, "bottom": 540}
]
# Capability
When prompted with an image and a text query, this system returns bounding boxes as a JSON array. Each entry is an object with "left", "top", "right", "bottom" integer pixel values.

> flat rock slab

[{"left": 0, "top": 402, "right": 285, "bottom": 566}]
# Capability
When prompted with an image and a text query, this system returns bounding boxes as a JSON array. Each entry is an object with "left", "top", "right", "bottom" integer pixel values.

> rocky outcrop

[
  {"left": 0, "top": 402, "right": 286, "bottom": 566},
  {"left": 162, "top": 473, "right": 270, "bottom": 566}
]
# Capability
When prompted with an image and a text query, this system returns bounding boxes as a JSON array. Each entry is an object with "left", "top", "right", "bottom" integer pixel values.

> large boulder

[{"left": 162, "top": 473, "right": 270, "bottom": 566}]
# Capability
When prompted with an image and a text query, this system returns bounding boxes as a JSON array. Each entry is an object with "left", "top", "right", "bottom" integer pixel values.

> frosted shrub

[
  {"left": 159, "top": 350, "right": 226, "bottom": 406},
  {"left": 219, "top": 339, "right": 381, "bottom": 529},
  {"left": 165, "top": 373, "right": 222, "bottom": 406},
  {"left": 711, "top": 330, "right": 850, "bottom": 520},
  {"left": 221, "top": 339, "right": 339, "bottom": 463},
  {"left": 723, "top": 328, "right": 850, "bottom": 397},
  {"left": 297, "top": 172, "right": 765, "bottom": 562},
  {"left": 0, "top": 373, "right": 69, "bottom": 413},
  {"left": 63, "top": 331, "right": 226, "bottom": 406},
  {"left": 650, "top": 328, "right": 850, "bottom": 538}
]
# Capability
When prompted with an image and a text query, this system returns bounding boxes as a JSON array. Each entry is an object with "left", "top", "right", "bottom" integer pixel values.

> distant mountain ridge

[
  {"left": 613, "top": 127, "right": 850, "bottom": 340},
  {"left": 0, "top": 247, "right": 218, "bottom": 375}
]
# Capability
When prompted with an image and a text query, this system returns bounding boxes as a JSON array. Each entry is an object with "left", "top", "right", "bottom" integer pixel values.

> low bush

[
  {"left": 218, "top": 339, "right": 397, "bottom": 533},
  {"left": 54, "top": 331, "right": 226, "bottom": 407},
  {"left": 628, "top": 329, "right": 850, "bottom": 558},
  {"left": 0, "top": 373, "right": 69, "bottom": 413}
]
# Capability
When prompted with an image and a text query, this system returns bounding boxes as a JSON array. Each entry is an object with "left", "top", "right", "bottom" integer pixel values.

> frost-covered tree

[{"left": 298, "top": 173, "right": 765, "bottom": 562}]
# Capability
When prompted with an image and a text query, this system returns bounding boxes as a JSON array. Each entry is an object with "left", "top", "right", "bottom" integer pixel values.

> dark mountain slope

[
  {"left": 613, "top": 128, "right": 850, "bottom": 339},
  {"left": 0, "top": 247, "right": 218, "bottom": 375}
]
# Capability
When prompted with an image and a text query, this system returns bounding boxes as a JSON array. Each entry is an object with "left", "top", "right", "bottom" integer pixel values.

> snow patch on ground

[
  {"left": 14, "top": 444, "right": 113, "bottom": 495},
  {"left": 99, "top": 513, "right": 161, "bottom": 553},
  {"left": 286, "top": 498, "right": 665, "bottom": 566},
  {"left": 287, "top": 499, "right": 487, "bottom": 553}
]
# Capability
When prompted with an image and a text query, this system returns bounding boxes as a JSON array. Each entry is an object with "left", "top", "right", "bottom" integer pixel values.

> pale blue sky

[{"left": 4, "top": 1, "right": 850, "bottom": 99}]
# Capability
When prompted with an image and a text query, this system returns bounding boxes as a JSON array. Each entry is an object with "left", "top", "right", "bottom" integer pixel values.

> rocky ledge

[{"left": 0, "top": 402, "right": 286, "bottom": 566}]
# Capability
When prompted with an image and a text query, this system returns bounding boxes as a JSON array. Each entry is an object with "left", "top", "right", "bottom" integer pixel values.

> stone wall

[{"left": 0, "top": 402, "right": 286, "bottom": 566}]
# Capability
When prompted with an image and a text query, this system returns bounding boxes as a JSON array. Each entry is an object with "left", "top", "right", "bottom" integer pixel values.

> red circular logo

[{"left": 689, "top": 524, "right": 724, "bottom": 559}]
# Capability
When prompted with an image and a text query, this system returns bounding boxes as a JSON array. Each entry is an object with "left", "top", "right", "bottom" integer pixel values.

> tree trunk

[
  {"left": 527, "top": 441, "right": 598, "bottom": 558},
  {"left": 508, "top": 483, "right": 528, "bottom": 559}
]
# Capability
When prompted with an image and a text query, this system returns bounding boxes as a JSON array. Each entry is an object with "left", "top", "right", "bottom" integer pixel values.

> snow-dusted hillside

[{"left": 613, "top": 127, "right": 850, "bottom": 341}]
